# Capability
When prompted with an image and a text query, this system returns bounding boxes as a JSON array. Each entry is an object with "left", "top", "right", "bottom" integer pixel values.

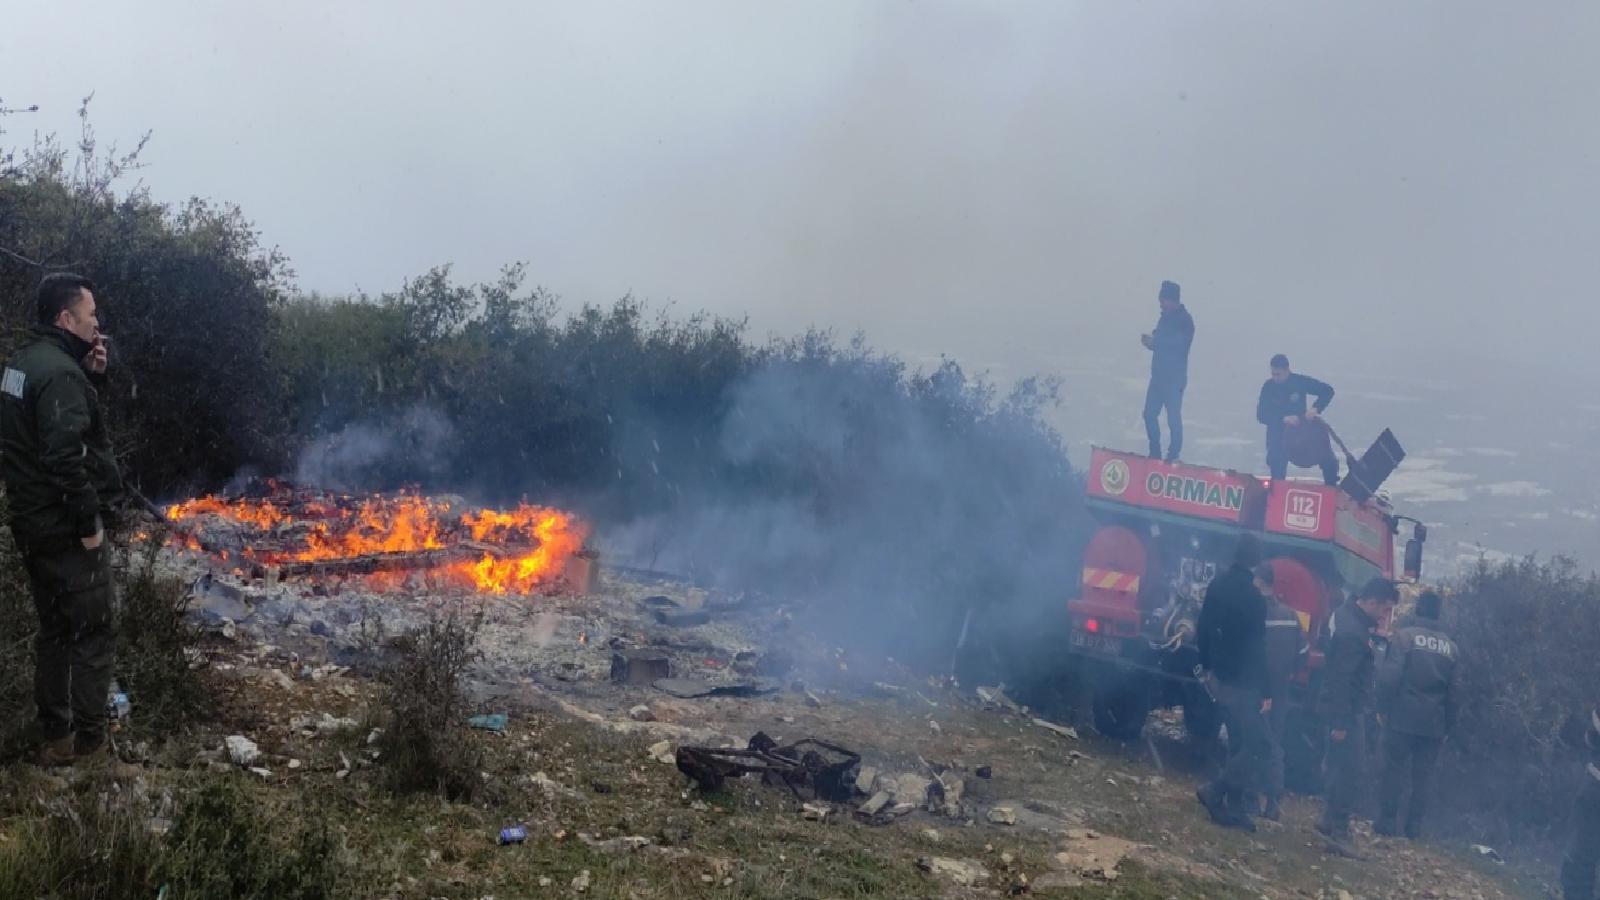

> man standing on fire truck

[
  {"left": 1140, "top": 280, "right": 1194, "bottom": 463},
  {"left": 1256, "top": 354, "right": 1338, "bottom": 485}
]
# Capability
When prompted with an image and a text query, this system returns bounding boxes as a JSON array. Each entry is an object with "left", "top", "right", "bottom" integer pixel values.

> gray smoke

[{"left": 294, "top": 404, "right": 457, "bottom": 491}]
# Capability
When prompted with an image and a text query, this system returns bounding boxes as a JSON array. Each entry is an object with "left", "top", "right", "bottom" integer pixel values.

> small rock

[
  {"left": 921, "top": 828, "right": 942, "bottom": 843},
  {"left": 1032, "top": 718, "right": 1079, "bottom": 740},
  {"left": 591, "top": 781, "right": 612, "bottom": 794},
  {"left": 219, "top": 618, "right": 238, "bottom": 641},
  {"left": 629, "top": 705, "right": 655, "bottom": 722},
  {"left": 648, "top": 740, "right": 675, "bottom": 764},
  {"left": 224, "top": 735, "right": 260, "bottom": 767},
  {"left": 975, "top": 765, "right": 992, "bottom": 779},
  {"left": 928, "top": 719, "right": 942, "bottom": 735},
  {"left": 804, "top": 690, "right": 823, "bottom": 708},
  {"left": 801, "top": 803, "right": 830, "bottom": 821},
  {"left": 571, "top": 869, "right": 591, "bottom": 893},
  {"left": 247, "top": 766, "right": 272, "bottom": 779},
  {"left": 917, "top": 857, "right": 988, "bottom": 887},
  {"left": 538, "top": 877, "right": 552, "bottom": 888},
  {"left": 988, "top": 807, "right": 1018, "bottom": 826},
  {"left": 288, "top": 759, "right": 302, "bottom": 770},
  {"left": 1001, "top": 851, "right": 1015, "bottom": 865}
]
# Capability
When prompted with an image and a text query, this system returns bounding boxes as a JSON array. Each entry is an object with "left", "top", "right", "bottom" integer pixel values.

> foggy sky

[{"left": 6, "top": 1, "right": 1599, "bottom": 381}]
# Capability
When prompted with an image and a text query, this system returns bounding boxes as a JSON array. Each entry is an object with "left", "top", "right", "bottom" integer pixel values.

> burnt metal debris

[{"left": 675, "top": 732, "right": 860, "bottom": 802}]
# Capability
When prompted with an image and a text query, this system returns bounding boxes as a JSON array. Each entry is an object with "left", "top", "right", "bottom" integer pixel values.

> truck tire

[{"left": 1092, "top": 679, "right": 1151, "bottom": 740}]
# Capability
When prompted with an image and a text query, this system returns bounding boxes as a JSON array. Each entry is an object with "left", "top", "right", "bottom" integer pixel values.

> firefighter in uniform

[
  {"left": 1317, "top": 577, "right": 1399, "bottom": 850},
  {"left": 1257, "top": 563, "right": 1308, "bottom": 821},
  {"left": 1562, "top": 707, "right": 1600, "bottom": 899},
  {"left": 1375, "top": 590, "right": 1459, "bottom": 839},
  {"left": 0, "top": 273, "right": 122, "bottom": 766}
]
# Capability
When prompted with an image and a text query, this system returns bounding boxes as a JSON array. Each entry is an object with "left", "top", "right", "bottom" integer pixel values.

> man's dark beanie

[
  {"left": 1234, "top": 532, "right": 1262, "bottom": 569},
  {"left": 1159, "top": 280, "right": 1181, "bottom": 303}
]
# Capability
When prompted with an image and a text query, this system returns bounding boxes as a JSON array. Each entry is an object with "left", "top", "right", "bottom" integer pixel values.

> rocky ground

[{"left": 0, "top": 565, "right": 1559, "bottom": 899}]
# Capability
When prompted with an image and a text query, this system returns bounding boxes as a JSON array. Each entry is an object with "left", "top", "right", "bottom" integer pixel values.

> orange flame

[{"left": 164, "top": 489, "right": 588, "bottom": 595}]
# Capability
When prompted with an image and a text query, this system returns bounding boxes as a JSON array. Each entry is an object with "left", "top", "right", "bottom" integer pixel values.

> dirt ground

[{"left": 0, "top": 570, "right": 1561, "bottom": 899}]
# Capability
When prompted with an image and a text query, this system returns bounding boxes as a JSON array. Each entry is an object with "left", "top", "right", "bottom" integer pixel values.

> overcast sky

[{"left": 6, "top": 1, "right": 1599, "bottom": 382}]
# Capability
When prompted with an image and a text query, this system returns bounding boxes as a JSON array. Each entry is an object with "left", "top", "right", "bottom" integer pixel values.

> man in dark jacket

[
  {"left": 1375, "top": 590, "right": 1459, "bottom": 839},
  {"left": 1141, "top": 280, "right": 1194, "bottom": 462},
  {"left": 1317, "top": 577, "right": 1399, "bottom": 849},
  {"left": 1257, "top": 563, "right": 1308, "bottom": 821},
  {"left": 1563, "top": 708, "right": 1600, "bottom": 899},
  {"left": 1256, "top": 354, "right": 1338, "bottom": 485},
  {"left": 1194, "top": 534, "right": 1272, "bottom": 831},
  {"left": 0, "top": 273, "right": 123, "bottom": 766}
]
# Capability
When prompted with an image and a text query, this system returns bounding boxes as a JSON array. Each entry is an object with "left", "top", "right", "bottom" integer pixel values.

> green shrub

[{"left": 375, "top": 609, "right": 484, "bottom": 800}]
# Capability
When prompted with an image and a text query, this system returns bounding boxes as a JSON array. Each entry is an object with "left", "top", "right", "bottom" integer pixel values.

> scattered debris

[
  {"left": 888, "top": 773, "right": 934, "bottom": 808},
  {"left": 247, "top": 767, "right": 273, "bottom": 779},
  {"left": 611, "top": 650, "right": 672, "bottom": 686},
  {"left": 921, "top": 828, "right": 942, "bottom": 843},
  {"left": 855, "top": 766, "right": 879, "bottom": 795},
  {"left": 648, "top": 741, "right": 676, "bottom": 764},
  {"left": 928, "top": 719, "right": 942, "bottom": 735},
  {"left": 1032, "top": 718, "right": 1079, "bottom": 740},
  {"left": 467, "top": 713, "right": 508, "bottom": 733},
  {"left": 988, "top": 807, "right": 1018, "bottom": 826},
  {"left": 933, "top": 772, "right": 965, "bottom": 818},
  {"left": 652, "top": 677, "right": 779, "bottom": 699},
  {"left": 857, "top": 792, "right": 892, "bottom": 820},
  {"left": 579, "top": 833, "right": 651, "bottom": 853},
  {"left": 1471, "top": 844, "right": 1504, "bottom": 864},
  {"left": 654, "top": 608, "right": 711, "bottom": 628},
  {"left": 976, "top": 765, "right": 992, "bottom": 779},
  {"left": 675, "top": 732, "right": 859, "bottom": 801},
  {"left": 804, "top": 690, "right": 823, "bottom": 708},
  {"left": 976, "top": 685, "right": 1024, "bottom": 714},
  {"left": 571, "top": 869, "right": 592, "bottom": 893},
  {"left": 498, "top": 825, "right": 528, "bottom": 845},
  {"left": 801, "top": 803, "right": 830, "bottom": 821},
  {"left": 917, "top": 857, "right": 988, "bottom": 887},
  {"left": 628, "top": 704, "right": 656, "bottom": 722},
  {"left": 224, "top": 735, "right": 260, "bottom": 767}
]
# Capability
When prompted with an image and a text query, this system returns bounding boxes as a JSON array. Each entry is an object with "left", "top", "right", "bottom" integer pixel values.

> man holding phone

[{"left": 0, "top": 273, "right": 123, "bottom": 766}]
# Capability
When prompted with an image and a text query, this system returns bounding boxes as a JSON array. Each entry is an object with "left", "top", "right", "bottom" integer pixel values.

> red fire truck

[{"left": 1066, "top": 444, "right": 1424, "bottom": 788}]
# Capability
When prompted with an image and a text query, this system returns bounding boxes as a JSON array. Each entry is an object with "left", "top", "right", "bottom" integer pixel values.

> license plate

[{"left": 1070, "top": 630, "right": 1120, "bottom": 655}]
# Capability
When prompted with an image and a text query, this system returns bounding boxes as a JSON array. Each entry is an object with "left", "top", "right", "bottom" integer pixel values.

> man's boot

[
  {"left": 34, "top": 735, "right": 76, "bottom": 768},
  {"left": 1261, "top": 795, "right": 1282, "bottom": 822}
]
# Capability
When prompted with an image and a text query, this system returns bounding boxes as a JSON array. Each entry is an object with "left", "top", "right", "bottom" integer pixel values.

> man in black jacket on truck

[
  {"left": 1376, "top": 590, "right": 1460, "bottom": 839},
  {"left": 1195, "top": 534, "right": 1272, "bottom": 831},
  {"left": 1140, "top": 280, "right": 1194, "bottom": 462},
  {"left": 1317, "top": 577, "right": 1399, "bottom": 852},
  {"left": 1257, "top": 354, "right": 1338, "bottom": 485}
]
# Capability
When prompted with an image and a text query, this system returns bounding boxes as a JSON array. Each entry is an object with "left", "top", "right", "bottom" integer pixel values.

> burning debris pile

[{"left": 160, "top": 480, "right": 594, "bottom": 596}]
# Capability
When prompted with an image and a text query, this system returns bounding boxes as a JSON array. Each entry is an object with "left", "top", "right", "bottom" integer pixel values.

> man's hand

[
  {"left": 1260, "top": 698, "right": 1273, "bottom": 714},
  {"left": 1306, "top": 408, "right": 1320, "bottom": 420},
  {"left": 1140, "top": 333, "right": 1153, "bottom": 350},
  {"left": 1283, "top": 415, "right": 1301, "bottom": 426},
  {"left": 83, "top": 336, "right": 108, "bottom": 375},
  {"left": 81, "top": 529, "right": 104, "bottom": 550},
  {"left": 1329, "top": 729, "right": 1347, "bottom": 742}
]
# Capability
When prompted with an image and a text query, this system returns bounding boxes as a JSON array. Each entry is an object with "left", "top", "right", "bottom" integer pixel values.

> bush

[
  {"left": 1430, "top": 556, "right": 1600, "bottom": 846},
  {"left": 116, "top": 538, "right": 213, "bottom": 734},
  {"left": 0, "top": 771, "right": 343, "bottom": 900},
  {"left": 375, "top": 608, "right": 484, "bottom": 800}
]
